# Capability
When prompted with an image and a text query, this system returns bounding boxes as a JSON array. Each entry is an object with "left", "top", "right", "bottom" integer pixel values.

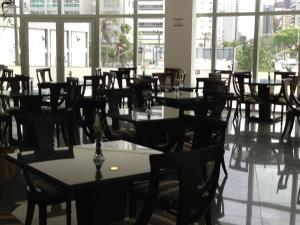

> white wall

[{"left": 165, "top": 0, "right": 196, "bottom": 85}]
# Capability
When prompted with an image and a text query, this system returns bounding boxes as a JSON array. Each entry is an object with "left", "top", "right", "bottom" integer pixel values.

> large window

[
  {"left": 137, "top": 18, "right": 164, "bottom": 74},
  {"left": 196, "top": 0, "right": 300, "bottom": 80},
  {"left": 100, "top": 18, "right": 134, "bottom": 70}
]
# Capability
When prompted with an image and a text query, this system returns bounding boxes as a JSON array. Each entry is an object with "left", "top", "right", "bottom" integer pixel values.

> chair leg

[
  {"left": 38, "top": 204, "right": 47, "bottom": 225},
  {"left": 66, "top": 201, "right": 72, "bottom": 225},
  {"left": 221, "top": 158, "right": 228, "bottom": 176},
  {"left": 128, "top": 189, "right": 137, "bottom": 219},
  {"left": 25, "top": 200, "right": 35, "bottom": 225},
  {"left": 280, "top": 106, "right": 284, "bottom": 127},
  {"left": 204, "top": 206, "right": 212, "bottom": 225},
  {"left": 245, "top": 104, "right": 250, "bottom": 120}
]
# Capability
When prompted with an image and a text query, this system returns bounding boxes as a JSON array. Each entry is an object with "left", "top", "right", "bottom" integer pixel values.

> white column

[{"left": 165, "top": 0, "right": 196, "bottom": 85}]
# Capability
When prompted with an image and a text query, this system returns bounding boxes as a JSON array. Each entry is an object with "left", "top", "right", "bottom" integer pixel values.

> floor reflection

[{"left": 2, "top": 115, "right": 300, "bottom": 224}]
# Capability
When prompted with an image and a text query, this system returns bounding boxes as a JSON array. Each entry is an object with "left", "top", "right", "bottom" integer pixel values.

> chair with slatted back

[
  {"left": 271, "top": 71, "right": 296, "bottom": 125},
  {"left": 36, "top": 68, "right": 52, "bottom": 84},
  {"left": 81, "top": 75, "right": 103, "bottom": 98},
  {"left": 213, "top": 69, "right": 233, "bottom": 92},
  {"left": 129, "top": 116, "right": 227, "bottom": 220},
  {"left": 281, "top": 77, "right": 300, "bottom": 138},
  {"left": 102, "top": 72, "right": 115, "bottom": 89},
  {"left": 152, "top": 72, "right": 175, "bottom": 92},
  {"left": 95, "top": 67, "right": 102, "bottom": 76},
  {"left": 113, "top": 144, "right": 222, "bottom": 225},
  {"left": 14, "top": 110, "right": 76, "bottom": 225},
  {"left": 232, "top": 71, "right": 259, "bottom": 120},
  {"left": 1, "top": 68, "right": 14, "bottom": 90}
]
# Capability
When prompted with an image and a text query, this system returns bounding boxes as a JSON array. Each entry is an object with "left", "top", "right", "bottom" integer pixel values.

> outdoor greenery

[
  {"left": 224, "top": 27, "right": 299, "bottom": 71},
  {"left": 100, "top": 19, "right": 133, "bottom": 67}
]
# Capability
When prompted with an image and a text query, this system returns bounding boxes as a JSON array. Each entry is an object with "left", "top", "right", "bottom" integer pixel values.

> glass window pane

[
  {"left": 28, "top": 22, "right": 57, "bottom": 84},
  {"left": 216, "top": 16, "right": 255, "bottom": 71},
  {"left": 195, "top": 17, "right": 212, "bottom": 79},
  {"left": 62, "top": 0, "right": 96, "bottom": 15},
  {"left": 258, "top": 15, "right": 299, "bottom": 79},
  {"left": 23, "top": 0, "right": 58, "bottom": 14},
  {"left": 99, "top": 18, "right": 134, "bottom": 70},
  {"left": 138, "top": 0, "right": 164, "bottom": 14},
  {"left": 218, "top": 0, "right": 255, "bottom": 13},
  {"left": 64, "top": 23, "right": 92, "bottom": 79},
  {"left": 260, "top": 0, "right": 296, "bottom": 12},
  {"left": 0, "top": 19, "right": 21, "bottom": 74},
  {"left": 100, "top": 0, "right": 134, "bottom": 14},
  {"left": 137, "top": 18, "right": 164, "bottom": 75},
  {"left": 196, "top": 0, "right": 213, "bottom": 13}
]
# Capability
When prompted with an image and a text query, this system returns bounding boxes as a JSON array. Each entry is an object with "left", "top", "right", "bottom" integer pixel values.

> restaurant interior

[{"left": 1, "top": 0, "right": 300, "bottom": 225}]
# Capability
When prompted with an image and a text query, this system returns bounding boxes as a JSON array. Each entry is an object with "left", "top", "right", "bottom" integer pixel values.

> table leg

[{"left": 75, "top": 183, "right": 127, "bottom": 225}]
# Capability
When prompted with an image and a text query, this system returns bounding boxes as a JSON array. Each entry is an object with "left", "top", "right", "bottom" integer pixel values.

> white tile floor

[{"left": 2, "top": 115, "right": 300, "bottom": 225}]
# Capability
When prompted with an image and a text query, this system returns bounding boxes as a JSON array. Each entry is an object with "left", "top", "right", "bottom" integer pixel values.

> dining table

[
  {"left": 250, "top": 79, "right": 282, "bottom": 122},
  {"left": 5, "top": 140, "right": 161, "bottom": 225},
  {"left": 152, "top": 91, "right": 201, "bottom": 108},
  {"left": 107, "top": 106, "right": 181, "bottom": 149}
]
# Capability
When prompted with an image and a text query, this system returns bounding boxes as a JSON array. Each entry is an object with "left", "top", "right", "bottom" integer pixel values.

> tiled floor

[{"left": 1, "top": 114, "right": 300, "bottom": 225}]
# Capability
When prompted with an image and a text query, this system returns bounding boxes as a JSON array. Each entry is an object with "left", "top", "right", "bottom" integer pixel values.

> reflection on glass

[
  {"left": 196, "top": 0, "right": 213, "bottom": 13},
  {"left": 64, "top": 23, "right": 92, "bottom": 78},
  {"left": 137, "top": 18, "right": 164, "bottom": 74},
  {"left": 62, "top": 0, "right": 96, "bottom": 15},
  {"left": 23, "top": 0, "right": 58, "bottom": 14},
  {"left": 218, "top": 0, "right": 255, "bottom": 13},
  {"left": 216, "top": 16, "right": 255, "bottom": 71},
  {"left": 138, "top": 0, "right": 164, "bottom": 14},
  {"left": 195, "top": 17, "right": 212, "bottom": 79},
  {"left": 0, "top": 19, "right": 21, "bottom": 73},
  {"left": 100, "top": 18, "right": 134, "bottom": 70},
  {"left": 260, "top": 0, "right": 297, "bottom": 12},
  {"left": 100, "top": 0, "right": 134, "bottom": 14},
  {"left": 28, "top": 22, "right": 57, "bottom": 84},
  {"left": 258, "top": 15, "right": 299, "bottom": 79}
]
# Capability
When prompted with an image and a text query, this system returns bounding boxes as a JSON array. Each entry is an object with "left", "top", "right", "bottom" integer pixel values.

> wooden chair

[
  {"left": 81, "top": 75, "right": 103, "bottom": 97},
  {"left": 281, "top": 77, "right": 300, "bottom": 138},
  {"left": 95, "top": 67, "right": 102, "bottom": 76},
  {"left": 212, "top": 69, "right": 233, "bottom": 92},
  {"left": 1, "top": 68, "right": 14, "bottom": 90},
  {"left": 14, "top": 110, "right": 76, "bottom": 225},
  {"left": 36, "top": 68, "right": 52, "bottom": 83},
  {"left": 102, "top": 72, "right": 115, "bottom": 89},
  {"left": 129, "top": 116, "right": 227, "bottom": 220},
  {"left": 152, "top": 72, "right": 175, "bottom": 92},
  {"left": 232, "top": 71, "right": 259, "bottom": 120},
  {"left": 271, "top": 71, "right": 296, "bottom": 124},
  {"left": 116, "top": 144, "right": 223, "bottom": 225}
]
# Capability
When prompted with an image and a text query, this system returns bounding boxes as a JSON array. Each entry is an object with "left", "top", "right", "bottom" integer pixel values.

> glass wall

[
  {"left": 196, "top": 0, "right": 300, "bottom": 80},
  {"left": 137, "top": 18, "right": 164, "bottom": 74},
  {"left": 100, "top": 18, "right": 134, "bottom": 70}
]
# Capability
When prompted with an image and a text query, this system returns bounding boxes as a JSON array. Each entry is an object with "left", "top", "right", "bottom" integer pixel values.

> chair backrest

[
  {"left": 66, "top": 77, "right": 81, "bottom": 108},
  {"left": 15, "top": 110, "right": 76, "bottom": 153},
  {"left": 130, "top": 78, "right": 156, "bottom": 108},
  {"left": 38, "top": 82, "right": 68, "bottom": 111},
  {"left": 36, "top": 68, "right": 52, "bottom": 83},
  {"left": 81, "top": 75, "right": 103, "bottom": 97},
  {"left": 274, "top": 71, "right": 296, "bottom": 81},
  {"left": 116, "top": 69, "right": 132, "bottom": 88},
  {"left": 1, "top": 68, "right": 13, "bottom": 78},
  {"left": 282, "top": 77, "right": 300, "bottom": 111},
  {"left": 95, "top": 67, "right": 102, "bottom": 76},
  {"left": 152, "top": 72, "right": 175, "bottom": 91},
  {"left": 136, "top": 144, "right": 222, "bottom": 225},
  {"left": 103, "top": 71, "right": 115, "bottom": 89},
  {"left": 213, "top": 69, "right": 233, "bottom": 90},
  {"left": 14, "top": 75, "right": 30, "bottom": 92},
  {"left": 2, "top": 75, "right": 30, "bottom": 93},
  {"left": 176, "top": 115, "right": 227, "bottom": 150},
  {"left": 232, "top": 71, "right": 252, "bottom": 100}
]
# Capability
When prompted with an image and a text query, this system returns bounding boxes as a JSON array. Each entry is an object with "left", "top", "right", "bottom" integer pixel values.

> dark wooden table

[
  {"left": 250, "top": 79, "right": 282, "bottom": 122},
  {"left": 152, "top": 91, "right": 201, "bottom": 108},
  {"left": 6, "top": 140, "right": 161, "bottom": 225},
  {"left": 107, "top": 106, "right": 181, "bottom": 148}
]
